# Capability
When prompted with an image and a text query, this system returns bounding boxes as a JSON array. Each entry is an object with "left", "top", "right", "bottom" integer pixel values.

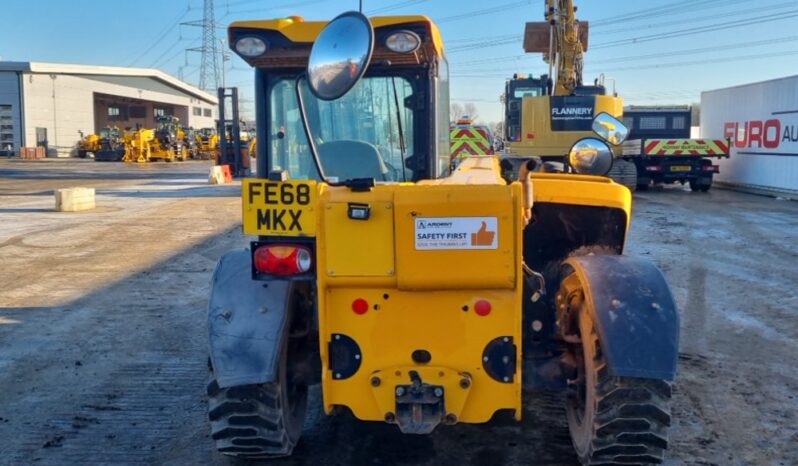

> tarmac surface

[{"left": 0, "top": 158, "right": 796, "bottom": 465}]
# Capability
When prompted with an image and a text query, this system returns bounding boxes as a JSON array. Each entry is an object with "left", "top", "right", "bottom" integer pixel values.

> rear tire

[
  {"left": 690, "top": 177, "right": 712, "bottom": 193},
  {"left": 560, "top": 274, "right": 672, "bottom": 465},
  {"left": 208, "top": 335, "right": 308, "bottom": 458}
]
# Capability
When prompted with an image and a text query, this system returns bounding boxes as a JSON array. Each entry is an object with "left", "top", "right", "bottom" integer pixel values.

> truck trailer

[
  {"left": 701, "top": 75, "right": 798, "bottom": 198},
  {"left": 618, "top": 105, "right": 729, "bottom": 191}
]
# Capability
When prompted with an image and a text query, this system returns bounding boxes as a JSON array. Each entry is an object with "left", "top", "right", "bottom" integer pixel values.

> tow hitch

[{"left": 394, "top": 370, "right": 446, "bottom": 434}]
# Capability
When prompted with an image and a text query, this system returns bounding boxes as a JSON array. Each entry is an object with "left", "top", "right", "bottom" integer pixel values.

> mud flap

[
  {"left": 563, "top": 255, "right": 679, "bottom": 380},
  {"left": 208, "top": 249, "right": 291, "bottom": 388}
]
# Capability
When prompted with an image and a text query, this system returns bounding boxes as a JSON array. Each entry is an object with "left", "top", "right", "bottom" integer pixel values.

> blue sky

[{"left": 1, "top": 0, "right": 797, "bottom": 124}]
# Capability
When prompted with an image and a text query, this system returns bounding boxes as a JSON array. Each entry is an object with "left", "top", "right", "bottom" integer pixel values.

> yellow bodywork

[
  {"left": 504, "top": 94, "right": 623, "bottom": 158},
  {"left": 230, "top": 15, "right": 445, "bottom": 57},
  {"left": 247, "top": 136, "right": 256, "bottom": 159},
  {"left": 242, "top": 157, "right": 631, "bottom": 423},
  {"left": 232, "top": 9, "right": 632, "bottom": 430},
  {"left": 122, "top": 125, "right": 188, "bottom": 163},
  {"left": 195, "top": 129, "right": 219, "bottom": 160},
  {"left": 507, "top": 0, "right": 624, "bottom": 159},
  {"left": 123, "top": 129, "right": 155, "bottom": 163},
  {"left": 318, "top": 158, "right": 522, "bottom": 422},
  {"left": 545, "top": 0, "right": 583, "bottom": 96},
  {"left": 77, "top": 133, "right": 101, "bottom": 155}
]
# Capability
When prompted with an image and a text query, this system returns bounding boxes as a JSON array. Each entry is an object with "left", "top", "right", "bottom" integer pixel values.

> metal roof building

[{"left": 0, "top": 62, "right": 218, "bottom": 157}]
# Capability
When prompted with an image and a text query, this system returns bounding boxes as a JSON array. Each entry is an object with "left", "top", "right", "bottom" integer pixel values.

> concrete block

[{"left": 55, "top": 187, "right": 95, "bottom": 212}]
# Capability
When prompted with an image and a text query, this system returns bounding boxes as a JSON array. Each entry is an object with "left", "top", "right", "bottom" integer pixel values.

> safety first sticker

[{"left": 415, "top": 217, "right": 498, "bottom": 250}]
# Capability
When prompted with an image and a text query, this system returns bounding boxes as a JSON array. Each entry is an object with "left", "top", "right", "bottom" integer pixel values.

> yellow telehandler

[
  {"left": 207, "top": 12, "right": 678, "bottom": 465},
  {"left": 76, "top": 130, "right": 101, "bottom": 158},
  {"left": 123, "top": 116, "right": 189, "bottom": 163},
  {"left": 195, "top": 127, "right": 219, "bottom": 159}
]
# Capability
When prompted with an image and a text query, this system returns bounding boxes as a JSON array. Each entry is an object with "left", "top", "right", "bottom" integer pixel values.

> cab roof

[{"left": 228, "top": 15, "right": 445, "bottom": 69}]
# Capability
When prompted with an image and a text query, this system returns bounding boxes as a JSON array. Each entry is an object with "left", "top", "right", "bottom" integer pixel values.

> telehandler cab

[
  {"left": 93, "top": 126, "right": 126, "bottom": 162},
  {"left": 207, "top": 12, "right": 679, "bottom": 465}
]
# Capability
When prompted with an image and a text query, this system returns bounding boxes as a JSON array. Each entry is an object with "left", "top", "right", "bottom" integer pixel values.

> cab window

[{"left": 268, "top": 76, "right": 415, "bottom": 182}]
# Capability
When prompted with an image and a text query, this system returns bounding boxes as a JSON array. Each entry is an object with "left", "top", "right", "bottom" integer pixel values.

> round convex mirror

[
  {"left": 307, "top": 11, "right": 374, "bottom": 101},
  {"left": 568, "top": 137, "right": 614, "bottom": 176}
]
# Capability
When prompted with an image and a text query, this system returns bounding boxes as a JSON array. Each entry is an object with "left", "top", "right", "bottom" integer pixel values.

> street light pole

[{"left": 219, "top": 39, "right": 230, "bottom": 90}]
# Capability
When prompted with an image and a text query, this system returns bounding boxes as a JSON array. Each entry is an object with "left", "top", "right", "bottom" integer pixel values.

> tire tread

[
  {"left": 208, "top": 380, "right": 297, "bottom": 458},
  {"left": 587, "top": 371, "right": 671, "bottom": 464}
]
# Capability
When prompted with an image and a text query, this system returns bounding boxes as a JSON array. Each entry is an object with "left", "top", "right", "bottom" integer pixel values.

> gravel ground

[{"left": 0, "top": 158, "right": 796, "bottom": 465}]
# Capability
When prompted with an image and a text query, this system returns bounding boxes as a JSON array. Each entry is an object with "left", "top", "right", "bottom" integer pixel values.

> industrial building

[
  {"left": 0, "top": 62, "right": 218, "bottom": 157},
  {"left": 701, "top": 74, "right": 798, "bottom": 198}
]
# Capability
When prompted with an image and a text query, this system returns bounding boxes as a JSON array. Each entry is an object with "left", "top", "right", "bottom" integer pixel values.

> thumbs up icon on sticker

[{"left": 470, "top": 221, "right": 495, "bottom": 246}]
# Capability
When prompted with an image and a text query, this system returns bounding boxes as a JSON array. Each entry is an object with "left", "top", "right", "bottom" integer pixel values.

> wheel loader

[{"left": 207, "top": 12, "right": 679, "bottom": 465}]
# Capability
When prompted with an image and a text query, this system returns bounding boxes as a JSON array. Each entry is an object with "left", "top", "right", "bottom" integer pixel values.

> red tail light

[
  {"left": 352, "top": 298, "right": 369, "bottom": 315},
  {"left": 474, "top": 299, "right": 492, "bottom": 316},
  {"left": 253, "top": 245, "right": 312, "bottom": 276}
]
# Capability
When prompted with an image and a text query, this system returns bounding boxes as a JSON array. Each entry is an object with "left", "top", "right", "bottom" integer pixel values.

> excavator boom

[
  {"left": 504, "top": 0, "right": 622, "bottom": 160},
  {"left": 523, "top": 0, "right": 588, "bottom": 96}
]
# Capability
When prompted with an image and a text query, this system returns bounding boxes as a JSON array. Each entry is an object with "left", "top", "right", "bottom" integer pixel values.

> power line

[
  {"left": 129, "top": 5, "right": 192, "bottom": 66},
  {"left": 222, "top": 0, "right": 328, "bottom": 18},
  {"left": 368, "top": 0, "right": 428, "bottom": 14},
  {"left": 448, "top": 37, "right": 520, "bottom": 53},
  {"left": 451, "top": 35, "right": 798, "bottom": 73},
  {"left": 451, "top": 54, "right": 528, "bottom": 67},
  {"left": 591, "top": 9, "right": 798, "bottom": 49},
  {"left": 152, "top": 41, "right": 195, "bottom": 70},
  {"left": 587, "top": 49, "right": 798, "bottom": 74},
  {"left": 450, "top": 46, "right": 798, "bottom": 79},
  {"left": 443, "top": 0, "right": 789, "bottom": 56},
  {"left": 436, "top": 0, "right": 535, "bottom": 24},
  {"left": 446, "top": 33, "right": 518, "bottom": 45},
  {"left": 588, "top": 35, "right": 798, "bottom": 65},
  {"left": 592, "top": 0, "right": 795, "bottom": 37},
  {"left": 149, "top": 38, "right": 183, "bottom": 68},
  {"left": 591, "top": 0, "right": 725, "bottom": 26}
]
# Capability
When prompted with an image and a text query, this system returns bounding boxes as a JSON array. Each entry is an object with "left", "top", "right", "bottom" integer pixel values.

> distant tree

[
  {"left": 463, "top": 103, "right": 479, "bottom": 121},
  {"left": 450, "top": 103, "right": 465, "bottom": 123},
  {"left": 491, "top": 121, "right": 504, "bottom": 138},
  {"left": 450, "top": 102, "right": 480, "bottom": 123}
]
